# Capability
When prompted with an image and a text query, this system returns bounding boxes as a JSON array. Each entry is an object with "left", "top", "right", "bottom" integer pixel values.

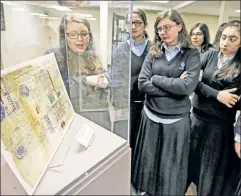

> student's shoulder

[
  {"left": 201, "top": 50, "right": 218, "bottom": 61},
  {"left": 184, "top": 48, "right": 200, "bottom": 61},
  {"left": 116, "top": 42, "right": 129, "bottom": 50}
]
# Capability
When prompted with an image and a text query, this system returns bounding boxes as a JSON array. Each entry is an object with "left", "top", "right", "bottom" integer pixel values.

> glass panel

[{"left": 1, "top": 1, "right": 131, "bottom": 141}]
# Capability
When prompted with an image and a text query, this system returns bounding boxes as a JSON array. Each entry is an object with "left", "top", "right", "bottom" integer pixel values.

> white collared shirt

[
  {"left": 217, "top": 52, "right": 235, "bottom": 69},
  {"left": 127, "top": 37, "right": 148, "bottom": 57},
  {"left": 163, "top": 43, "right": 181, "bottom": 61}
]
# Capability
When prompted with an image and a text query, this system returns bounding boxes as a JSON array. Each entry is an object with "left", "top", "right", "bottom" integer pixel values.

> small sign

[{"left": 75, "top": 124, "right": 95, "bottom": 148}]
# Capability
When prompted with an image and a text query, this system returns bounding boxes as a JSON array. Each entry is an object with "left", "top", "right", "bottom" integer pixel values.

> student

[
  {"left": 190, "top": 23, "right": 213, "bottom": 53},
  {"left": 45, "top": 13, "right": 110, "bottom": 129},
  {"left": 188, "top": 20, "right": 241, "bottom": 195},
  {"left": 111, "top": 9, "right": 151, "bottom": 143},
  {"left": 131, "top": 9, "right": 201, "bottom": 195}
]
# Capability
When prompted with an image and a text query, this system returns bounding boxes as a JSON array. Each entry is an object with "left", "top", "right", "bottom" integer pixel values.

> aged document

[{"left": 0, "top": 53, "right": 75, "bottom": 195}]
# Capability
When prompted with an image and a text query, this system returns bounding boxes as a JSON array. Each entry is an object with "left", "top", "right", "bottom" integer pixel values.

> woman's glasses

[
  {"left": 190, "top": 32, "right": 203, "bottom": 36},
  {"left": 67, "top": 32, "right": 90, "bottom": 39},
  {"left": 126, "top": 20, "right": 144, "bottom": 27},
  {"left": 155, "top": 24, "right": 176, "bottom": 33}
]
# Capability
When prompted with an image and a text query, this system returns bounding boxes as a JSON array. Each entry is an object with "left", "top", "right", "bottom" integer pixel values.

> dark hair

[
  {"left": 190, "top": 23, "right": 211, "bottom": 53},
  {"left": 215, "top": 20, "right": 240, "bottom": 81},
  {"left": 59, "top": 13, "right": 96, "bottom": 56},
  {"left": 212, "top": 22, "right": 228, "bottom": 50},
  {"left": 150, "top": 9, "right": 192, "bottom": 58},
  {"left": 126, "top": 8, "right": 149, "bottom": 38}
]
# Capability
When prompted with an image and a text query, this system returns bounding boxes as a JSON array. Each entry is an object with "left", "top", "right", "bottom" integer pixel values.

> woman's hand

[
  {"left": 217, "top": 88, "right": 239, "bottom": 108},
  {"left": 180, "top": 71, "right": 188, "bottom": 79},
  {"left": 85, "top": 74, "right": 108, "bottom": 88},
  {"left": 235, "top": 142, "right": 241, "bottom": 158},
  {"left": 96, "top": 75, "right": 109, "bottom": 88}
]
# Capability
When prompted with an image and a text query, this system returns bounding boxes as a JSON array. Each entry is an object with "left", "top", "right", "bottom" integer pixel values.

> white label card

[{"left": 75, "top": 124, "right": 95, "bottom": 148}]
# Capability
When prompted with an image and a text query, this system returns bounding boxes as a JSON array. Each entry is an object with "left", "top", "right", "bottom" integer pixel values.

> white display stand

[{"left": 1, "top": 114, "right": 131, "bottom": 195}]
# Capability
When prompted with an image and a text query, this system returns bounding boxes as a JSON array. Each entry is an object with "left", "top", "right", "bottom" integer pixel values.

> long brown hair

[
  {"left": 150, "top": 9, "right": 192, "bottom": 58},
  {"left": 214, "top": 20, "right": 241, "bottom": 81}
]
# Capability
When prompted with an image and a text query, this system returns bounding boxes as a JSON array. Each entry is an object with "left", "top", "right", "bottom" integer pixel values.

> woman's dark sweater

[{"left": 192, "top": 51, "right": 240, "bottom": 124}]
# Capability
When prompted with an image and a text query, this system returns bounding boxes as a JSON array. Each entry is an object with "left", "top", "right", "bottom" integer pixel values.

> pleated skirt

[
  {"left": 235, "top": 176, "right": 241, "bottom": 196},
  {"left": 188, "top": 113, "right": 240, "bottom": 196},
  {"left": 131, "top": 109, "right": 191, "bottom": 196},
  {"left": 130, "top": 102, "right": 144, "bottom": 149}
]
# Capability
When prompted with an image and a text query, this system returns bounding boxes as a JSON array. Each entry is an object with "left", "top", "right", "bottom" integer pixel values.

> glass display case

[
  {"left": 1, "top": 0, "right": 132, "bottom": 140},
  {"left": 1, "top": 1, "right": 132, "bottom": 195}
]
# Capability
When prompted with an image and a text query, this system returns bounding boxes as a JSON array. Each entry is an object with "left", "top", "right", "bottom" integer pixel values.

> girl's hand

[
  {"left": 180, "top": 71, "right": 188, "bottom": 79},
  {"left": 235, "top": 142, "right": 241, "bottom": 158},
  {"left": 217, "top": 88, "right": 239, "bottom": 108}
]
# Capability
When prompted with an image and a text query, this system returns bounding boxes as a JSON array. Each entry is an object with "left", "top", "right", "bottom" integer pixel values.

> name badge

[{"left": 179, "top": 62, "right": 185, "bottom": 70}]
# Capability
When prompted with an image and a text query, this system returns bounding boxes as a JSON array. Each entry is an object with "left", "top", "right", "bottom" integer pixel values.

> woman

[
  {"left": 111, "top": 9, "right": 151, "bottom": 143},
  {"left": 45, "top": 13, "right": 110, "bottom": 130},
  {"left": 190, "top": 23, "right": 213, "bottom": 53},
  {"left": 131, "top": 9, "right": 201, "bottom": 195},
  {"left": 188, "top": 20, "right": 241, "bottom": 195}
]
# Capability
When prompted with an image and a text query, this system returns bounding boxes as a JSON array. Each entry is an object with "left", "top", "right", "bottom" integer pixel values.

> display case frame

[{"left": 1, "top": 1, "right": 133, "bottom": 195}]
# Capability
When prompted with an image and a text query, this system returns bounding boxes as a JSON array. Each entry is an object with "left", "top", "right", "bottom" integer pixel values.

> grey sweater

[{"left": 138, "top": 47, "right": 200, "bottom": 119}]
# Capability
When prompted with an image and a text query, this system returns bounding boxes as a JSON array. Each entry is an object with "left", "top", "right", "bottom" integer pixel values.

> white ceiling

[
  {"left": 133, "top": 1, "right": 240, "bottom": 17},
  {"left": 3, "top": 1, "right": 240, "bottom": 18},
  {"left": 177, "top": 1, "right": 240, "bottom": 17}
]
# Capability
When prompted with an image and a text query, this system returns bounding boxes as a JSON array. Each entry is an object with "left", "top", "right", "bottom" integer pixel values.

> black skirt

[
  {"left": 130, "top": 102, "right": 144, "bottom": 149},
  {"left": 235, "top": 176, "right": 241, "bottom": 196},
  {"left": 188, "top": 113, "right": 240, "bottom": 196},
  {"left": 131, "top": 109, "right": 191, "bottom": 196}
]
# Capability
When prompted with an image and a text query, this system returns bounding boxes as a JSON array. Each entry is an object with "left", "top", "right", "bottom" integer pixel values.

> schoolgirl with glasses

[
  {"left": 111, "top": 9, "right": 151, "bottom": 143},
  {"left": 190, "top": 23, "right": 213, "bottom": 53},
  {"left": 131, "top": 9, "right": 201, "bottom": 195}
]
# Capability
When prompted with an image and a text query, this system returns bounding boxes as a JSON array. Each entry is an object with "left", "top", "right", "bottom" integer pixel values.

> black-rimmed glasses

[
  {"left": 190, "top": 32, "right": 203, "bottom": 36},
  {"left": 126, "top": 20, "right": 144, "bottom": 27},
  {"left": 66, "top": 32, "right": 90, "bottom": 39}
]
